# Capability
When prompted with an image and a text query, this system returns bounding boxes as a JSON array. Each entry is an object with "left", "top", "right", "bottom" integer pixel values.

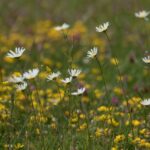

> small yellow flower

[
  {"left": 95, "top": 128, "right": 102, "bottom": 137},
  {"left": 94, "top": 114, "right": 107, "bottom": 121},
  {"left": 107, "top": 118, "right": 119, "bottom": 127},
  {"left": 110, "top": 58, "right": 119, "bottom": 65},
  {"left": 94, "top": 89, "right": 104, "bottom": 98},
  {"left": 125, "top": 121, "right": 129, "bottom": 126},
  {"left": 14, "top": 143, "right": 24, "bottom": 150},
  {"left": 113, "top": 87, "right": 122, "bottom": 95},
  {"left": 81, "top": 97, "right": 89, "bottom": 103},
  {"left": 79, "top": 114, "right": 86, "bottom": 119},
  {"left": 114, "top": 134, "right": 125, "bottom": 143},
  {"left": 132, "top": 137, "right": 141, "bottom": 144},
  {"left": 78, "top": 123, "right": 87, "bottom": 131},
  {"left": 97, "top": 106, "right": 108, "bottom": 112},
  {"left": 3, "top": 57, "right": 14, "bottom": 63},
  {"left": 51, "top": 123, "right": 57, "bottom": 129},
  {"left": 139, "top": 129, "right": 146, "bottom": 135},
  {"left": 132, "top": 120, "right": 141, "bottom": 127},
  {"left": 111, "top": 146, "right": 118, "bottom": 150},
  {"left": 36, "top": 128, "right": 40, "bottom": 135},
  {"left": 64, "top": 111, "right": 70, "bottom": 117},
  {"left": 71, "top": 116, "right": 78, "bottom": 123}
]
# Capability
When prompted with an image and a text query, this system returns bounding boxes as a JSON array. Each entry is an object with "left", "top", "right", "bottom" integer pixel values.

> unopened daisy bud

[
  {"left": 87, "top": 47, "right": 98, "bottom": 59},
  {"left": 96, "top": 22, "right": 109, "bottom": 33}
]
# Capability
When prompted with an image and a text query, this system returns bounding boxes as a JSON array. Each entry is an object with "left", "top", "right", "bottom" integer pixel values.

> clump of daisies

[
  {"left": 6, "top": 47, "right": 30, "bottom": 91},
  {"left": 8, "top": 74, "right": 28, "bottom": 91},
  {"left": 9, "top": 68, "right": 39, "bottom": 91}
]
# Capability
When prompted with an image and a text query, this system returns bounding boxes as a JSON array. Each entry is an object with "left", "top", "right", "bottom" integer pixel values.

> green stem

[
  {"left": 105, "top": 31, "right": 134, "bottom": 138},
  {"left": 95, "top": 56, "right": 109, "bottom": 99},
  {"left": 95, "top": 56, "right": 114, "bottom": 144}
]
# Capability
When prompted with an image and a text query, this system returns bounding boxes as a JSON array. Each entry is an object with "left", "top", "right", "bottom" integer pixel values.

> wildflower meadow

[{"left": 0, "top": 0, "right": 150, "bottom": 149}]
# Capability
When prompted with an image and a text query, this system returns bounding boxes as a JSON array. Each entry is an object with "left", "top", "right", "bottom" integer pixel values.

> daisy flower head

[
  {"left": 141, "top": 98, "right": 150, "bottom": 106},
  {"left": 23, "top": 68, "right": 39, "bottom": 80},
  {"left": 71, "top": 87, "right": 86, "bottom": 96},
  {"left": 135, "top": 10, "right": 150, "bottom": 19},
  {"left": 96, "top": 22, "right": 110, "bottom": 33},
  {"left": 61, "top": 77, "right": 72, "bottom": 84},
  {"left": 16, "top": 81, "right": 27, "bottom": 91},
  {"left": 8, "top": 75, "right": 24, "bottom": 83},
  {"left": 87, "top": 47, "right": 98, "bottom": 59},
  {"left": 54, "top": 23, "right": 70, "bottom": 31},
  {"left": 68, "top": 69, "right": 81, "bottom": 78},
  {"left": 47, "top": 71, "right": 61, "bottom": 81},
  {"left": 6, "top": 47, "right": 26, "bottom": 59},
  {"left": 142, "top": 55, "right": 150, "bottom": 64}
]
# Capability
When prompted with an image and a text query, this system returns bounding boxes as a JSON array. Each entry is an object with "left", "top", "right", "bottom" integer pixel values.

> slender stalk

[
  {"left": 79, "top": 96, "right": 91, "bottom": 148},
  {"left": 33, "top": 79, "right": 41, "bottom": 105},
  {"left": 55, "top": 81, "right": 62, "bottom": 101},
  {"left": 105, "top": 32, "right": 126, "bottom": 96},
  {"left": 9, "top": 93, "right": 15, "bottom": 149},
  {"left": 32, "top": 79, "right": 46, "bottom": 147},
  {"left": 0, "top": 66, "right": 3, "bottom": 83},
  {"left": 94, "top": 55, "right": 114, "bottom": 143},
  {"left": 62, "top": 30, "right": 74, "bottom": 68},
  {"left": 95, "top": 56, "right": 109, "bottom": 99},
  {"left": 104, "top": 31, "right": 134, "bottom": 138}
]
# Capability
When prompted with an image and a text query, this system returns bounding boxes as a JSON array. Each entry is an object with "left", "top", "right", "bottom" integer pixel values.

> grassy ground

[{"left": 0, "top": 0, "right": 150, "bottom": 149}]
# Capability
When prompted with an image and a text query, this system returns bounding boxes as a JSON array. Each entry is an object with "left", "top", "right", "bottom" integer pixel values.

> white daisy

[
  {"left": 61, "top": 77, "right": 72, "bottom": 84},
  {"left": 142, "top": 56, "right": 150, "bottom": 63},
  {"left": 47, "top": 71, "right": 61, "bottom": 81},
  {"left": 71, "top": 87, "right": 86, "bottom": 96},
  {"left": 96, "top": 22, "right": 109, "bottom": 33},
  {"left": 87, "top": 47, "right": 98, "bottom": 58},
  {"left": 16, "top": 81, "right": 27, "bottom": 91},
  {"left": 141, "top": 98, "right": 150, "bottom": 106},
  {"left": 54, "top": 23, "right": 70, "bottom": 31},
  {"left": 68, "top": 69, "right": 81, "bottom": 78},
  {"left": 6, "top": 47, "right": 26, "bottom": 58},
  {"left": 135, "top": 10, "right": 150, "bottom": 19},
  {"left": 23, "top": 68, "right": 39, "bottom": 80},
  {"left": 8, "top": 75, "right": 24, "bottom": 83}
]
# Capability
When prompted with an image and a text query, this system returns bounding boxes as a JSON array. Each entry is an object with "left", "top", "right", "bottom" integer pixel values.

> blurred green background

[{"left": 0, "top": 0, "right": 150, "bottom": 28}]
